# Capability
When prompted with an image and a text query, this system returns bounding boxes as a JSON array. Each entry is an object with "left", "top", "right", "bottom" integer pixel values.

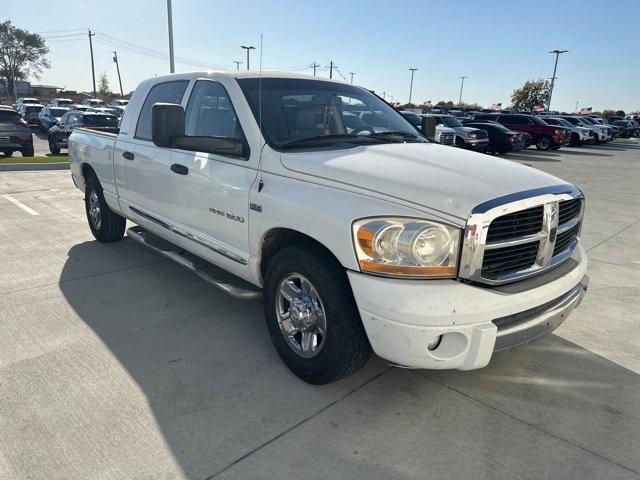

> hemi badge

[{"left": 250, "top": 203, "right": 262, "bottom": 213}]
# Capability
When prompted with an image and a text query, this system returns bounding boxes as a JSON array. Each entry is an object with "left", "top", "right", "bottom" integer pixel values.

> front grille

[
  {"left": 486, "top": 205, "right": 544, "bottom": 242},
  {"left": 481, "top": 241, "right": 540, "bottom": 279},
  {"left": 553, "top": 224, "right": 580, "bottom": 256},
  {"left": 476, "top": 130, "right": 488, "bottom": 139},
  {"left": 558, "top": 198, "right": 581, "bottom": 224},
  {"left": 439, "top": 133, "right": 455, "bottom": 145}
]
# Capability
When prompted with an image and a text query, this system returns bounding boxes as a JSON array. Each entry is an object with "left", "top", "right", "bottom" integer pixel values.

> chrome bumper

[{"left": 493, "top": 274, "right": 589, "bottom": 352}]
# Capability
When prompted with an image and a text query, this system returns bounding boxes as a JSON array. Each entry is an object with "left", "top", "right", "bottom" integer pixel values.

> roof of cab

[{"left": 146, "top": 70, "right": 346, "bottom": 84}]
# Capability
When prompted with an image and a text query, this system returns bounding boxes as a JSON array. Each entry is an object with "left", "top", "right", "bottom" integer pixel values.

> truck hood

[{"left": 280, "top": 143, "right": 567, "bottom": 221}]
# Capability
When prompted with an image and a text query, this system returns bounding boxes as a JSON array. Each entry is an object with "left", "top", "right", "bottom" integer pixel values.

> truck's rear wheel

[
  {"left": 84, "top": 176, "right": 126, "bottom": 242},
  {"left": 263, "top": 243, "right": 371, "bottom": 384},
  {"left": 536, "top": 135, "right": 551, "bottom": 151}
]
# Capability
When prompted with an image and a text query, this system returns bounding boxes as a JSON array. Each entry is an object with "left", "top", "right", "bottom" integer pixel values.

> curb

[{"left": 0, "top": 162, "right": 70, "bottom": 172}]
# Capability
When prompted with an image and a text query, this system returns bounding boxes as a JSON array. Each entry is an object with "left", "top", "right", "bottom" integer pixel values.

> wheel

[
  {"left": 263, "top": 243, "right": 371, "bottom": 384},
  {"left": 536, "top": 135, "right": 551, "bottom": 151},
  {"left": 593, "top": 133, "right": 600, "bottom": 145},
  {"left": 48, "top": 136, "right": 60, "bottom": 155},
  {"left": 84, "top": 175, "right": 126, "bottom": 242},
  {"left": 21, "top": 146, "right": 34, "bottom": 157},
  {"left": 571, "top": 133, "right": 580, "bottom": 146}
]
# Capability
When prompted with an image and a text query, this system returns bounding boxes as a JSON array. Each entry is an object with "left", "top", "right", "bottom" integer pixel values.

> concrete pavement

[{"left": 0, "top": 141, "right": 638, "bottom": 479}]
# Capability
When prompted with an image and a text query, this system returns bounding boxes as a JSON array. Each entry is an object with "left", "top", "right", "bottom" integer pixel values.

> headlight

[
  {"left": 467, "top": 132, "right": 478, "bottom": 139},
  {"left": 353, "top": 217, "right": 460, "bottom": 278}
]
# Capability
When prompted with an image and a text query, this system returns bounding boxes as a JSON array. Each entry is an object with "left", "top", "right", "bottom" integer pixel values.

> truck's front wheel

[
  {"left": 84, "top": 176, "right": 126, "bottom": 242},
  {"left": 263, "top": 243, "right": 371, "bottom": 384}
]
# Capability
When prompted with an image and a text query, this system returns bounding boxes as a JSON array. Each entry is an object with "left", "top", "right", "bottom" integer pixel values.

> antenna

[{"left": 257, "top": 34, "right": 265, "bottom": 174}]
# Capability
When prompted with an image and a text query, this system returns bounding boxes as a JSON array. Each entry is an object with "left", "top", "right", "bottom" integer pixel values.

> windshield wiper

[
  {"left": 368, "top": 131, "right": 424, "bottom": 142},
  {"left": 280, "top": 134, "right": 380, "bottom": 148}
]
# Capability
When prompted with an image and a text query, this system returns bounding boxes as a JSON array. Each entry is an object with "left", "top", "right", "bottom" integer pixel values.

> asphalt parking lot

[{"left": 0, "top": 141, "right": 639, "bottom": 479}]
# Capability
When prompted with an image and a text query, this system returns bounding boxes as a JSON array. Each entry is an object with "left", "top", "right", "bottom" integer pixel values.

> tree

[
  {"left": 435, "top": 100, "right": 455, "bottom": 109},
  {"left": 0, "top": 21, "right": 49, "bottom": 97},
  {"left": 510, "top": 79, "right": 551, "bottom": 112},
  {"left": 97, "top": 72, "right": 112, "bottom": 99},
  {"left": 615, "top": 110, "right": 626, "bottom": 117},
  {"left": 601, "top": 110, "right": 616, "bottom": 119}
]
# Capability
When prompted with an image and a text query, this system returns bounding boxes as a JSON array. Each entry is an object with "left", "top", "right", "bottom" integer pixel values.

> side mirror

[
  {"left": 421, "top": 116, "right": 437, "bottom": 140},
  {"left": 152, "top": 103, "right": 185, "bottom": 147}
]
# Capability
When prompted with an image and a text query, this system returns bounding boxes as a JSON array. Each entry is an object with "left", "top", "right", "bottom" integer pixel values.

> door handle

[
  {"left": 122, "top": 151, "right": 135, "bottom": 161},
  {"left": 170, "top": 163, "right": 189, "bottom": 175}
]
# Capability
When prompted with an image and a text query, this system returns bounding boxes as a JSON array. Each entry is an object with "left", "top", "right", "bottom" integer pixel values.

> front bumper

[{"left": 348, "top": 245, "right": 588, "bottom": 370}]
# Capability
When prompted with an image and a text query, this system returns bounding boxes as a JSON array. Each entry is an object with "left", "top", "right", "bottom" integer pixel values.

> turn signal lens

[{"left": 353, "top": 217, "right": 460, "bottom": 278}]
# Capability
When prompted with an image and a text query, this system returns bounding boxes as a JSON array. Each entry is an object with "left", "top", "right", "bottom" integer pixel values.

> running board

[{"left": 126, "top": 226, "right": 261, "bottom": 301}]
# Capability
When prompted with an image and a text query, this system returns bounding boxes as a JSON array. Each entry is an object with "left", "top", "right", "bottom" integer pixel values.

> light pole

[
  {"left": 233, "top": 61, "right": 243, "bottom": 70},
  {"left": 408, "top": 68, "right": 418, "bottom": 105},
  {"left": 547, "top": 49, "right": 568, "bottom": 112},
  {"left": 241, "top": 45, "right": 255, "bottom": 70},
  {"left": 349, "top": 72, "right": 355, "bottom": 84},
  {"left": 113, "top": 51, "right": 123, "bottom": 96},
  {"left": 458, "top": 76, "right": 468, "bottom": 106},
  {"left": 166, "top": 0, "right": 175, "bottom": 73}
]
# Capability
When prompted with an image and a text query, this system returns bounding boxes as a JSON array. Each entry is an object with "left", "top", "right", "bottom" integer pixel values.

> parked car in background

[
  {"left": 48, "top": 111, "right": 118, "bottom": 154},
  {"left": 12, "top": 97, "right": 40, "bottom": 111},
  {"left": 472, "top": 113, "right": 567, "bottom": 151},
  {"left": 611, "top": 120, "right": 634, "bottom": 137},
  {"left": 423, "top": 114, "right": 489, "bottom": 150},
  {"left": 18, "top": 104, "right": 45, "bottom": 127},
  {"left": 542, "top": 116, "right": 593, "bottom": 146},
  {"left": 577, "top": 116, "right": 612, "bottom": 143},
  {"left": 0, "top": 106, "right": 34, "bottom": 157},
  {"left": 37, "top": 106, "right": 70, "bottom": 131},
  {"left": 110, "top": 99, "right": 129, "bottom": 107},
  {"left": 462, "top": 120, "right": 525, "bottom": 154},
  {"left": 49, "top": 98, "right": 74, "bottom": 108},
  {"left": 400, "top": 111, "right": 457, "bottom": 146},
  {"left": 109, "top": 105, "right": 126, "bottom": 118},
  {"left": 81, "top": 98, "right": 105, "bottom": 108}
]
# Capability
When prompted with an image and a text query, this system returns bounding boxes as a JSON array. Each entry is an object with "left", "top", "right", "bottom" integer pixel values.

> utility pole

[
  {"left": 329, "top": 61, "right": 335, "bottom": 79},
  {"left": 88, "top": 29, "right": 96, "bottom": 97},
  {"left": 113, "top": 51, "right": 123, "bottom": 96},
  {"left": 458, "top": 76, "right": 467, "bottom": 106},
  {"left": 167, "top": 0, "right": 175, "bottom": 73},
  {"left": 349, "top": 72, "right": 355, "bottom": 84},
  {"left": 408, "top": 68, "right": 418, "bottom": 105},
  {"left": 312, "top": 62, "right": 320, "bottom": 76},
  {"left": 241, "top": 45, "right": 255, "bottom": 70},
  {"left": 233, "top": 61, "right": 243, "bottom": 70},
  {"left": 547, "top": 49, "right": 568, "bottom": 112}
]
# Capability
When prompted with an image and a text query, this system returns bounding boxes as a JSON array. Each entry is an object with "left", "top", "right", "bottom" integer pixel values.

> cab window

[{"left": 135, "top": 80, "right": 189, "bottom": 140}]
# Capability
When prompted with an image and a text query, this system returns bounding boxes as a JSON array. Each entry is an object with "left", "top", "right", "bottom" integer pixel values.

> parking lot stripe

[{"left": 2, "top": 194, "right": 40, "bottom": 216}]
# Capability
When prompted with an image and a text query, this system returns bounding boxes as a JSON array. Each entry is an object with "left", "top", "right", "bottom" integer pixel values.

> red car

[{"left": 472, "top": 113, "right": 568, "bottom": 151}]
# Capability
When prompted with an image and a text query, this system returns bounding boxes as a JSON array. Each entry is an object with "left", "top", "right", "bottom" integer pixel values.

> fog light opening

[{"left": 427, "top": 335, "right": 443, "bottom": 351}]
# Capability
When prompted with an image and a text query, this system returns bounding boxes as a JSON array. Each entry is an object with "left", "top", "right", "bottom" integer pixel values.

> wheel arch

[{"left": 258, "top": 228, "right": 349, "bottom": 284}]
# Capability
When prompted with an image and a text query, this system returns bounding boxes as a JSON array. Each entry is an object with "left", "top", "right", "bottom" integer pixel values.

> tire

[
  {"left": 49, "top": 136, "right": 60, "bottom": 155},
  {"left": 593, "top": 133, "right": 600, "bottom": 145},
  {"left": 571, "top": 133, "right": 580, "bottom": 146},
  {"left": 84, "top": 175, "right": 126, "bottom": 242},
  {"left": 536, "top": 135, "right": 551, "bottom": 151},
  {"left": 263, "top": 243, "right": 371, "bottom": 384},
  {"left": 21, "top": 146, "right": 34, "bottom": 157}
]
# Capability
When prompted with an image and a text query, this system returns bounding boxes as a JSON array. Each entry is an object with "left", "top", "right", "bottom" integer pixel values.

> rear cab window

[{"left": 135, "top": 80, "right": 189, "bottom": 140}]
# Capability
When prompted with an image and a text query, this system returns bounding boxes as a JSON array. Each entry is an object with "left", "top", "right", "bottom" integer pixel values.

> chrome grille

[
  {"left": 439, "top": 133, "right": 455, "bottom": 145},
  {"left": 486, "top": 205, "right": 543, "bottom": 242},
  {"left": 459, "top": 185, "right": 584, "bottom": 285}
]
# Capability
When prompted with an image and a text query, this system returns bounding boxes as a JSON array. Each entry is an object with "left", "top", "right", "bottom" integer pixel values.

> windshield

[
  {"left": 238, "top": 78, "right": 424, "bottom": 149},
  {"left": 50, "top": 108, "right": 68, "bottom": 117},
  {"left": 57, "top": 100, "right": 73, "bottom": 106},
  {"left": 25, "top": 106, "right": 43, "bottom": 113},
  {"left": 440, "top": 116, "right": 463, "bottom": 128},
  {"left": 581, "top": 117, "right": 596, "bottom": 125},
  {"left": 0, "top": 111, "right": 19, "bottom": 122},
  {"left": 84, "top": 115, "right": 118, "bottom": 127},
  {"left": 531, "top": 116, "right": 549, "bottom": 126},
  {"left": 401, "top": 112, "right": 422, "bottom": 127}
]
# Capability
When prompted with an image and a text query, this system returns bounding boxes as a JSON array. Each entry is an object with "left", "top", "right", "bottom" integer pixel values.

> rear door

[
  {"left": 169, "top": 79, "right": 258, "bottom": 266},
  {"left": 114, "top": 79, "right": 189, "bottom": 225}
]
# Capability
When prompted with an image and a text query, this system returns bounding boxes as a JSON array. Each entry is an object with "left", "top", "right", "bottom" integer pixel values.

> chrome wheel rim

[
  {"left": 88, "top": 190, "right": 102, "bottom": 230},
  {"left": 276, "top": 273, "right": 327, "bottom": 358}
]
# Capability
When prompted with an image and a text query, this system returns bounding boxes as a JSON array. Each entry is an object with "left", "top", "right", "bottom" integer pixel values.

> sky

[{"left": 4, "top": 0, "right": 639, "bottom": 112}]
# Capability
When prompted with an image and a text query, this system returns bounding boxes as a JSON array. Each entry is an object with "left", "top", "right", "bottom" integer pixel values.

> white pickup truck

[{"left": 69, "top": 71, "right": 589, "bottom": 384}]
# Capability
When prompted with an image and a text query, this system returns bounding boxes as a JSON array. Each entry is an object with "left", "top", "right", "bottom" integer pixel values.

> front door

[{"left": 169, "top": 79, "right": 258, "bottom": 267}]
